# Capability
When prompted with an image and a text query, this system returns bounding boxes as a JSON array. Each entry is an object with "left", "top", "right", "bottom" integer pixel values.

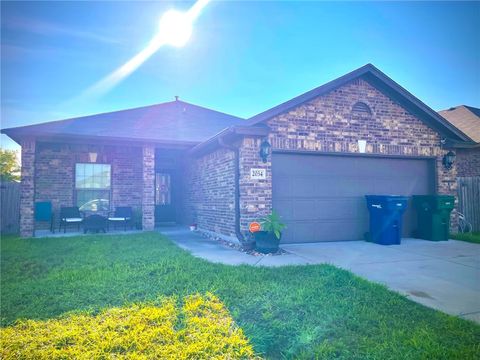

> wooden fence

[
  {"left": 1, "top": 181, "right": 20, "bottom": 234},
  {"left": 457, "top": 177, "right": 480, "bottom": 232}
]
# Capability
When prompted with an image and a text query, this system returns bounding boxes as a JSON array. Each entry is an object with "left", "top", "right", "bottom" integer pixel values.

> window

[
  {"left": 155, "top": 173, "right": 171, "bottom": 205},
  {"left": 352, "top": 102, "right": 372, "bottom": 115},
  {"left": 75, "top": 163, "right": 111, "bottom": 212}
]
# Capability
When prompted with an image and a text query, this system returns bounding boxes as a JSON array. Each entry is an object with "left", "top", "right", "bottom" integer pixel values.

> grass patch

[
  {"left": 450, "top": 232, "right": 480, "bottom": 244},
  {"left": 1, "top": 293, "right": 255, "bottom": 359},
  {"left": 1, "top": 233, "right": 479, "bottom": 359}
]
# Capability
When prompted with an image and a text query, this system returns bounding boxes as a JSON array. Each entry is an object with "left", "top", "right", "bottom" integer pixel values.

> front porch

[{"left": 21, "top": 140, "right": 190, "bottom": 237}]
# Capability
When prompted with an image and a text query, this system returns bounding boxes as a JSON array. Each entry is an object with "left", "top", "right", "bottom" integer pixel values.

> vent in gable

[{"left": 352, "top": 102, "right": 372, "bottom": 115}]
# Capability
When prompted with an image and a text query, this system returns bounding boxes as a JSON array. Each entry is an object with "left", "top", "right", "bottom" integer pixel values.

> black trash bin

[
  {"left": 365, "top": 195, "right": 409, "bottom": 245},
  {"left": 413, "top": 195, "right": 455, "bottom": 241}
]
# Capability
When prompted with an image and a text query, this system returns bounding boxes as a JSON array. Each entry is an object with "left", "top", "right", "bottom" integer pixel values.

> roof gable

[{"left": 246, "top": 64, "right": 471, "bottom": 142}]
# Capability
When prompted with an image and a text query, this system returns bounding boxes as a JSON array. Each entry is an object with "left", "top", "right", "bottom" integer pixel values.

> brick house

[
  {"left": 438, "top": 105, "right": 480, "bottom": 178},
  {"left": 2, "top": 64, "right": 475, "bottom": 241}
]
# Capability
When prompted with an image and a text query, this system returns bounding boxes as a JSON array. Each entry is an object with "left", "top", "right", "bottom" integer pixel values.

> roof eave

[
  {"left": 1, "top": 130, "right": 202, "bottom": 149},
  {"left": 445, "top": 138, "right": 480, "bottom": 149},
  {"left": 189, "top": 125, "right": 270, "bottom": 156}
]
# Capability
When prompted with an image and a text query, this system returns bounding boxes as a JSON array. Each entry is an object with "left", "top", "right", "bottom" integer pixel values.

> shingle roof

[
  {"left": 246, "top": 64, "right": 471, "bottom": 142},
  {"left": 1, "top": 100, "right": 245, "bottom": 145},
  {"left": 438, "top": 105, "right": 480, "bottom": 143}
]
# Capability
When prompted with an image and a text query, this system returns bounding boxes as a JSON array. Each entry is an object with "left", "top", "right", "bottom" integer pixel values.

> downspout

[{"left": 218, "top": 137, "right": 245, "bottom": 243}]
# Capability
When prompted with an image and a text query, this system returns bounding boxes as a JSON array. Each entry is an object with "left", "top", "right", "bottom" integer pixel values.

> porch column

[
  {"left": 142, "top": 145, "right": 155, "bottom": 230},
  {"left": 20, "top": 139, "right": 36, "bottom": 237}
]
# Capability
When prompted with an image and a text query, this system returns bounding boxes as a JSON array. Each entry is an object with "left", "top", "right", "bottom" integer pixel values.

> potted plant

[
  {"left": 254, "top": 210, "right": 286, "bottom": 254},
  {"left": 240, "top": 232, "right": 256, "bottom": 251}
]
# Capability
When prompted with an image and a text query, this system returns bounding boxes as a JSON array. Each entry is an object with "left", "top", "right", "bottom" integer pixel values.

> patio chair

[
  {"left": 107, "top": 207, "right": 133, "bottom": 231},
  {"left": 34, "top": 201, "right": 55, "bottom": 235},
  {"left": 59, "top": 207, "right": 84, "bottom": 233}
]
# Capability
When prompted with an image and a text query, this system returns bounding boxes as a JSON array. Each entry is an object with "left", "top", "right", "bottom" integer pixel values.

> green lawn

[
  {"left": 1, "top": 233, "right": 479, "bottom": 359},
  {"left": 451, "top": 232, "right": 480, "bottom": 244}
]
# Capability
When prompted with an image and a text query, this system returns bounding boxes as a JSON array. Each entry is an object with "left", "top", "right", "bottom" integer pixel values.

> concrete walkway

[
  {"left": 159, "top": 227, "right": 312, "bottom": 266},
  {"left": 159, "top": 227, "right": 480, "bottom": 322}
]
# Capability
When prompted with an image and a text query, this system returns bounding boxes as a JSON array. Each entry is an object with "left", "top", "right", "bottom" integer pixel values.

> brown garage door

[{"left": 272, "top": 153, "right": 435, "bottom": 243}]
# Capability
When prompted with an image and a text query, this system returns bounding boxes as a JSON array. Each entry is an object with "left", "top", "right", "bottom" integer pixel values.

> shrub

[{"left": 0, "top": 293, "right": 257, "bottom": 359}]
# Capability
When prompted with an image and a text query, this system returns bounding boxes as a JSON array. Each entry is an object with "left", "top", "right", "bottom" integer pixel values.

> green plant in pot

[
  {"left": 254, "top": 210, "right": 286, "bottom": 254},
  {"left": 241, "top": 232, "right": 256, "bottom": 251}
]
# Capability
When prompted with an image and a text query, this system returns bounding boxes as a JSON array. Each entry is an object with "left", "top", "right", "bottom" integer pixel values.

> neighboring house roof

[
  {"left": 246, "top": 64, "right": 471, "bottom": 142},
  {"left": 438, "top": 105, "right": 480, "bottom": 143},
  {"left": 1, "top": 100, "right": 245, "bottom": 145}
]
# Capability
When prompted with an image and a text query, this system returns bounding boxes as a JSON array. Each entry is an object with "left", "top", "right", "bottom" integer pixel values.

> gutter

[
  {"left": 217, "top": 137, "right": 245, "bottom": 243},
  {"left": 1, "top": 130, "right": 201, "bottom": 148},
  {"left": 445, "top": 139, "right": 480, "bottom": 149}
]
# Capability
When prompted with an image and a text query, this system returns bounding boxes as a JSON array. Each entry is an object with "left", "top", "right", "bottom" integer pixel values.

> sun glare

[
  {"left": 75, "top": 0, "right": 210, "bottom": 103},
  {"left": 158, "top": 10, "right": 193, "bottom": 47}
]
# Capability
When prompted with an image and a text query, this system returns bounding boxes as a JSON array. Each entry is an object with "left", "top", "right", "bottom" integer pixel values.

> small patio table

[{"left": 83, "top": 214, "right": 107, "bottom": 234}]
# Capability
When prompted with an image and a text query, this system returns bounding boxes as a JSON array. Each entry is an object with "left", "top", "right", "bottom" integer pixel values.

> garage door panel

[
  {"left": 273, "top": 176, "right": 292, "bottom": 195},
  {"left": 291, "top": 177, "right": 319, "bottom": 197},
  {"left": 275, "top": 199, "right": 294, "bottom": 220},
  {"left": 292, "top": 199, "right": 317, "bottom": 220},
  {"left": 290, "top": 222, "right": 321, "bottom": 242},
  {"left": 314, "top": 197, "right": 364, "bottom": 220},
  {"left": 272, "top": 153, "right": 434, "bottom": 243}
]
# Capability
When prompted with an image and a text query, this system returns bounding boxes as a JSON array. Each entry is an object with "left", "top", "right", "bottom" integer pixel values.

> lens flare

[{"left": 76, "top": 0, "right": 210, "bottom": 102}]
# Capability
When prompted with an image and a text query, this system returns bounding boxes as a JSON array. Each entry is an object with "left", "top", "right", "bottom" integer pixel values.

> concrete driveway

[
  {"left": 159, "top": 228, "right": 479, "bottom": 322},
  {"left": 283, "top": 239, "right": 480, "bottom": 322}
]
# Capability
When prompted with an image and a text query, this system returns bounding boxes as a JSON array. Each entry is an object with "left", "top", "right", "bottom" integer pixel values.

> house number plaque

[{"left": 250, "top": 168, "right": 266, "bottom": 180}]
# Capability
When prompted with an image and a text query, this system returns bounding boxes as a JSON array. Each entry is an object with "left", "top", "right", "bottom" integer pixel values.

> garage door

[{"left": 272, "top": 153, "right": 435, "bottom": 243}]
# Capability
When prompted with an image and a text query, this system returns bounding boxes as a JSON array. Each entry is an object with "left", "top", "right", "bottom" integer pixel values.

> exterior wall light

[
  {"left": 88, "top": 152, "right": 98, "bottom": 163},
  {"left": 442, "top": 150, "right": 456, "bottom": 170},
  {"left": 259, "top": 139, "right": 271, "bottom": 163}
]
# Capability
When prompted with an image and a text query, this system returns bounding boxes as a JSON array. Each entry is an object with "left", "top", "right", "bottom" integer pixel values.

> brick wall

[
  {"left": 20, "top": 139, "right": 35, "bottom": 237},
  {"left": 34, "top": 142, "right": 143, "bottom": 231},
  {"left": 237, "top": 77, "right": 458, "bottom": 232},
  {"left": 183, "top": 148, "right": 236, "bottom": 238},
  {"left": 456, "top": 148, "right": 480, "bottom": 178},
  {"left": 142, "top": 145, "right": 155, "bottom": 231},
  {"left": 238, "top": 137, "right": 271, "bottom": 231}
]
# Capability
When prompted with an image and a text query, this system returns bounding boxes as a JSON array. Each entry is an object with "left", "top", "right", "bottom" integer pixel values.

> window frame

[{"left": 74, "top": 163, "right": 112, "bottom": 212}]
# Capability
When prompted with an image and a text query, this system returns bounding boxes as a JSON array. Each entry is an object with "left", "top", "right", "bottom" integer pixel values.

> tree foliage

[{"left": 0, "top": 149, "right": 20, "bottom": 182}]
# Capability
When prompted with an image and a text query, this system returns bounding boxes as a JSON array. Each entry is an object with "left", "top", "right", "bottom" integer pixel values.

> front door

[{"left": 155, "top": 172, "right": 176, "bottom": 223}]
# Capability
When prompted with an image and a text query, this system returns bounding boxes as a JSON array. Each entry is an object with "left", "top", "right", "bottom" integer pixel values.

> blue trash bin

[{"left": 365, "top": 195, "right": 409, "bottom": 245}]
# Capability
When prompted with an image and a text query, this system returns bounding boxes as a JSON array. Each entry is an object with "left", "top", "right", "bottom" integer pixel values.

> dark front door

[{"left": 155, "top": 172, "right": 176, "bottom": 223}]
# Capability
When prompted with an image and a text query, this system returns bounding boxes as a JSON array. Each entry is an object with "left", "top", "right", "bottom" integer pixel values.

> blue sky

[{"left": 1, "top": 1, "right": 479, "bottom": 150}]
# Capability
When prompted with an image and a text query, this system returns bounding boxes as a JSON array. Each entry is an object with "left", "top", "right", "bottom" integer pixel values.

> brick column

[
  {"left": 437, "top": 150, "right": 459, "bottom": 233},
  {"left": 20, "top": 139, "right": 36, "bottom": 237},
  {"left": 142, "top": 145, "right": 155, "bottom": 230},
  {"left": 238, "top": 137, "right": 272, "bottom": 232}
]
